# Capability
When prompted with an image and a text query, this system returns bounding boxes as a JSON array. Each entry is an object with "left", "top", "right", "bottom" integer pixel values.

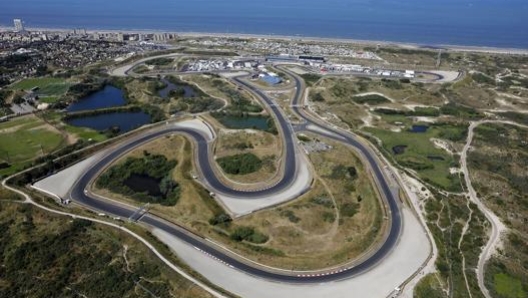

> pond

[
  {"left": 214, "top": 115, "right": 270, "bottom": 130},
  {"left": 123, "top": 173, "right": 162, "bottom": 196},
  {"left": 158, "top": 79, "right": 197, "bottom": 99},
  {"left": 392, "top": 145, "right": 408, "bottom": 155},
  {"left": 409, "top": 125, "right": 429, "bottom": 133},
  {"left": 67, "top": 85, "right": 126, "bottom": 112},
  {"left": 66, "top": 111, "right": 151, "bottom": 133}
]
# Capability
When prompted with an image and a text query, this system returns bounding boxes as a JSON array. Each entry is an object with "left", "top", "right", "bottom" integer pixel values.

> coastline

[{"left": 1, "top": 25, "right": 527, "bottom": 55}]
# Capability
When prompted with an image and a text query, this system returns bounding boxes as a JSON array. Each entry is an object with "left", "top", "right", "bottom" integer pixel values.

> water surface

[
  {"left": 1, "top": 0, "right": 527, "bottom": 48},
  {"left": 67, "top": 85, "right": 126, "bottom": 112},
  {"left": 158, "top": 79, "right": 196, "bottom": 99},
  {"left": 409, "top": 125, "right": 429, "bottom": 133},
  {"left": 66, "top": 111, "right": 150, "bottom": 133}
]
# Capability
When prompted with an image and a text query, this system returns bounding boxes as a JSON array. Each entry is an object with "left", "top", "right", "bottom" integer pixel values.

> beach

[{"left": 2, "top": 25, "right": 527, "bottom": 55}]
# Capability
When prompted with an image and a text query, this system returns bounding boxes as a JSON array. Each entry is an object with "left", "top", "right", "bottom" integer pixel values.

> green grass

[
  {"left": 39, "top": 96, "right": 59, "bottom": 103},
  {"left": 494, "top": 273, "right": 526, "bottom": 298},
  {"left": 63, "top": 125, "right": 107, "bottom": 142},
  {"left": 0, "top": 116, "right": 65, "bottom": 176},
  {"left": 10, "top": 77, "right": 73, "bottom": 97},
  {"left": 414, "top": 274, "right": 448, "bottom": 298},
  {"left": 216, "top": 153, "right": 263, "bottom": 175},
  {"left": 300, "top": 73, "right": 322, "bottom": 87},
  {"left": 144, "top": 57, "right": 174, "bottom": 66},
  {"left": 364, "top": 123, "right": 464, "bottom": 191}
]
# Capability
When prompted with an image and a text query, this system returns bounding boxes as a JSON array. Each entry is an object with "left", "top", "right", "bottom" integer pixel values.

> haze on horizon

[{"left": 1, "top": 0, "right": 528, "bottom": 48}]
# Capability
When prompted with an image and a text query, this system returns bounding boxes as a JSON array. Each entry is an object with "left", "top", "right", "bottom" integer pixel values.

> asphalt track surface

[{"left": 67, "top": 69, "right": 402, "bottom": 283}]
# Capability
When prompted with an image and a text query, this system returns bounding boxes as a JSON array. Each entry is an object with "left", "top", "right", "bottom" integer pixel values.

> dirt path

[
  {"left": 458, "top": 199, "right": 474, "bottom": 298},
  {"left": 1, "top": 176, "right": 227, "bottom": 298},
  {"left": 459, "top": 119, "right": 528, "bottom": 298},
  {"left": 353, "top": 91, "right": 397, "bottom": 103}
]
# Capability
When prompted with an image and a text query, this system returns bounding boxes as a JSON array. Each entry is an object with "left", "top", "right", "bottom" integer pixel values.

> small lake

[
  {"left": 66, "top": 111, "right": 150, "bottom": 133},
  {"left": 124, "top": 173, "right": 162, "bottom": 196},
  {"left": 67, "top": 85, "right": 126, "bottom": 112},
  {"left": 392, "top": 145, "right": 407, "bottom": 155},
  {"left": 158, "top": 79, "right": 197, "bottom": 99},
  {"left": 215, "top": 115, "right": 269, "bottom": 130},
  {"left": 409, "top": 125, "right": 429, "bottom": 133}
]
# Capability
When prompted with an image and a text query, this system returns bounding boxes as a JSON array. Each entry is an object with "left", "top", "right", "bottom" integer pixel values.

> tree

[{"left": 13, "top": 95, "right": 25, "bottom": 104}]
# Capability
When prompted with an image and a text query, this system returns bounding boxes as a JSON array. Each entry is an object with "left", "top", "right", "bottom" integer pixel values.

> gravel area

[{"left": 33, "top": 151, "right": 105, "bottom": 198}]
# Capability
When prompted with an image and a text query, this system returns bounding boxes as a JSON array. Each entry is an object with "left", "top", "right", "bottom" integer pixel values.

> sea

[{"left": 1, "top": 0, "right": 527, "bottom": 49}]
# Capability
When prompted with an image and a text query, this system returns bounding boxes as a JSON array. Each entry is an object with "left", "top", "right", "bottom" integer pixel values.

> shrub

[
  {"left": 145, "top": 57, "right": 173, "bottom": 66},
  {"left": 340, "top": 203, "right": 359, "bottom": 217},
  {"left": 352, "top": 94, "right": 390, "bottom": 105},
  {"left": 381, "top": 78, "right": 402, "bottom": 89},
  {"left": 96, "top": 154, "right": 179, "bottom": 205},
  {"left": 300, "top": 73, "right": 322, "bottom": 87},
  {"left": 311, "top": 196, "right": 334, "bottom": 208},
  {"left": 209, "top": 213, "right": 232, "bottom": 226},
  {"left": 230, "top": 226, "right": 269, "bottom": 244},
  {"left": 280, "top": 210, "right": 300, "bottom": 223},
  {"left": 217, "top": 153, "right": 262, "bottom": 175},
  {"left": 322, "top": 212, "right": 335, "bottom": 223},
  {"left": 312, "top": 92, "right": 325, "bottom": 102},
  {"left": 471, "top": 73, "right": 495, "bottom": 85}
]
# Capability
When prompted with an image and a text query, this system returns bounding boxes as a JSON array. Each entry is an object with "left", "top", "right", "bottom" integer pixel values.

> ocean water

[{"left": 1, "top": 0, "right": 527, "bottom": 48}]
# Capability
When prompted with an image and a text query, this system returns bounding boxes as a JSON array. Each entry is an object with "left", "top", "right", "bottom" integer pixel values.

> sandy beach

[{"left": 1, "top": 25, "right": 527, "bottom": 55}]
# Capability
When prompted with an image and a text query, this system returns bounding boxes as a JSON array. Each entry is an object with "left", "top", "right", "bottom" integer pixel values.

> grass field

[
  {"left": 94, "top": 134, "right": 384, "bottom": 270},
  {"left": 40, "top": 111, "right": 107, "bottom": 143},
  {"left": 493, "top": 273, "right": 525, "bottom": 298},
  {"left": 364, "top": 123, "right": 465, "bottom": 191},
  {"left": 10, "top": 77, "right": 70, "bottom": 93},
  {"left": 0, "top": 115, "right": 66, "bottom": 176},
  {"left": 38, "top": 96, "right": 59, "bottom": 103},
  {"left": 214, "top": 130, "right": 280, "bottom": 185},
  {"left": 10, "top": 77, "right": 73, "bottom": 103},
  {"left": 414, "top": 274, "right": 448, "bottom": 298},
  {"left": 63, "top": 125, "right": 107, "bottom": 142}
]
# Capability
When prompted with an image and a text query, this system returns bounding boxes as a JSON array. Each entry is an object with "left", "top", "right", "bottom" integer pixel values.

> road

[
  {"left": 33, "top": 61, "right": 404, "bottom": 283},
  {"left": 460, "top": 120, "right": 527, "bottom": 298}
]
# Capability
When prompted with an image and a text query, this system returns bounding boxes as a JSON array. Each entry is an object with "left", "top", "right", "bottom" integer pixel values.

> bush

[
  {"left": 216, "top": 153, "right": 262, "bottom": 175},
  {"left": 209, "top": 213, "right": 232, "bottom": 226},
  {"left": 328, "top": 165, "right": 358, "bottom": 180},
  {"left": 312, "top": 92, "right": 325, "bottom": 102},
  {"left": 340, "top": 203, "right": 359, "bottom": 217},
  {"left": 280, "top": 210, "right": 300, "bottom": 223},
  {"left": 13, "top": 95, "right": 25, "bottom": 104},
  {"left": 440, "top": 102, "right": 482, "bottom": 119},
  {"left": 144, "top": 57, "right": 173, "bottom": 66},
  {"left": 230, "top": 226, "right": 269, "bottom": 244},
  {"left": 311, "top": 196, "right": 334, "bottom": 208},
  {"left": 141, "top": 104, "right": 166, "bottom": 122},
  {"left": 322, "top": 212, "right": 335, "bottom": 223},
  {"left": 96, "top": 154, "right": 180, "bottom": 205},
  {"left": 472, "top": 73, "right": 495, "bottom": 85},
  {"left": 381, "top": 78, "right": 402, "bottom": 89},
  {"left": 300, "top": 73, "right": 321, "bottom": 87},
  {"left": 297, "top": 134, "right": 311, "bottom": 142},
  {"left": 352, "top": 94, "right": 390, "bottom": 105}
]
